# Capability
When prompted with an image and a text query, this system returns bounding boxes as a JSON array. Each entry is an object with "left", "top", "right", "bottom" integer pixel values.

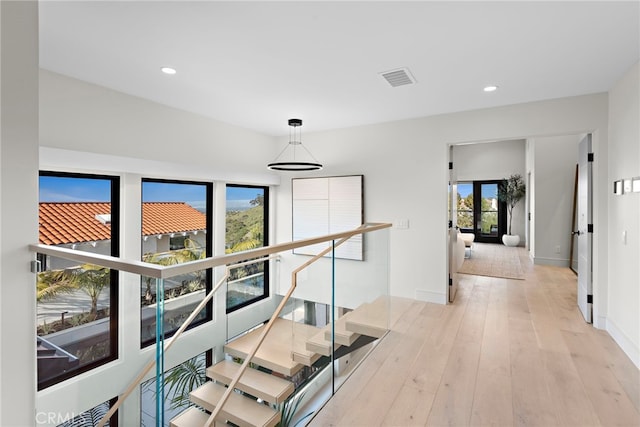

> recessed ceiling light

[
  {"left": 483, "top": 85, "right": 498, "bottom": 92},
  {"left": 161, "top": 67, "right": 177, "bottom": 75}
]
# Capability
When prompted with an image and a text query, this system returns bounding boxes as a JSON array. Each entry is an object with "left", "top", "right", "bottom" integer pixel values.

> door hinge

[
  {"left": 588, "top": 224, "right": 594, "bottom": 233},
  {"left": 588, "top": 152, "right": 594, "bottom": 162},
  {"left": 587, "top": 294, "right": 593, "bottom": 304},
  {"left": 448, "top": 162, "right": 453, "bottom": 170},
  {"left": 448, "top": 220, "right": 453, "bottom": 228},
  {"left": 449, "top": 277, "right": 453, "bottom": 287}
]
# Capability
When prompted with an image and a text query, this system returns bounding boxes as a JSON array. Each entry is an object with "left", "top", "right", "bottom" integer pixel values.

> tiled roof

[
  {"left": 39, "top": 202, "right": 206, "bottom": 245},
  {"left": 142, "top": 202, "right": 206, "bottom": 236}
]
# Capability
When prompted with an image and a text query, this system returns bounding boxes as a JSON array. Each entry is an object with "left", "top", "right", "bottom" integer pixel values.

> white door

[
  {"left": 448, "top": 147, "right": 459, "bottom": 302},
  {"left": 577, "top": 134, "right": 593, "bottom": 323}
]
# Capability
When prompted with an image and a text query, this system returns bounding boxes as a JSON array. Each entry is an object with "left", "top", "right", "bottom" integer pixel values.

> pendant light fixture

[{"left": 267, "top": 118, "right": 323, "bottom": 171}]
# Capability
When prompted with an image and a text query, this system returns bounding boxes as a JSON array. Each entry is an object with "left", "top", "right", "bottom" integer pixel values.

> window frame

[
  {"left": 225, "top": 184, "right": 270, "bottom": 314},
  {"left": 140, "top": 178, "right": 213, "bottom": 348},
  {"left": 37, "top": 171, "right": 120, "bottom": 390}
]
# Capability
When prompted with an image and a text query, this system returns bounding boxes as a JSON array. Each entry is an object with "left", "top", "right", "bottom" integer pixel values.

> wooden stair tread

[
  {"left": 306, "top": 328, "right": 339, "bottom": 356},
  {"left": 207, "top": 360, "right": 294, "bottom": 405},
  {"left": 345, "top": 297, "right": 390, "bottom": 339},
  {"left": 169, "top": 406, "right": 226, "bottom": 427},
  {"left": 190, "top": 381, "right": 280, "bottom": 427},
  {"left": 305, "top": 312, "right": 359, "bottom": 356},
  {"left": 224, "top": 318, "right": 318, "bottom": 376},
  {"left": 323, "top": 311, "right": 360, "bottom": 346}
]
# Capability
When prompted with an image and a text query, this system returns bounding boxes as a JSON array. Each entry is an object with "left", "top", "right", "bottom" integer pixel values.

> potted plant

[{"left": 497, "top": 173, "right": 526, "bottom": 247}]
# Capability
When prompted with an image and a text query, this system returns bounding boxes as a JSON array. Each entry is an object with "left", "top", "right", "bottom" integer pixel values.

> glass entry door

[
  {"left": 474, "top": 181, "right": 505, "bottom": 243},
  {"left": 456, "top": 180, "right": 506, "bottom": 244}
]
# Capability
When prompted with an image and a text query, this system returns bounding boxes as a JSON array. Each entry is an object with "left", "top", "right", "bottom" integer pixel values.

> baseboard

[
  {"left": 415, "top": 289, "right": 446, "bottom": 304},
  {"left": 607, "top": 317, "right": 640, "bottom": 369},
  {"left": 533, "top": 257, "right": 570, "bottom": 267},
  {"left": 594, "top": 315, "right": 607, "bottom": 330}
]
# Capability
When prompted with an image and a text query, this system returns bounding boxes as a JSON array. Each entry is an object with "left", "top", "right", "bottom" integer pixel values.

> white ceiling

[{"left": 39, "top": 1, "right": 640, "bottom": 136}]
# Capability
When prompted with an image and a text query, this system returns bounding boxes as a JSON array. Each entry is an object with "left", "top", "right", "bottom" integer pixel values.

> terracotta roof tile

[
  {"left": 39, "top": 202, "right": 206, "bottom": 245},
  {"left": 142, "top": 202, "right": 206, "bottom": 236}
]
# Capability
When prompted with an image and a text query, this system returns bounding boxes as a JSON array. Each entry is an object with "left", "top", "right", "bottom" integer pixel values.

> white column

[{"left": 0, "top": 1, "right": 39, "bottom": 426}]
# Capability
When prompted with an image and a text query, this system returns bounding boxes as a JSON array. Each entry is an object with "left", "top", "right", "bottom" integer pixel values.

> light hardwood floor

[{"left": 309, "top": 247, "right": 640, "bottom": 426}]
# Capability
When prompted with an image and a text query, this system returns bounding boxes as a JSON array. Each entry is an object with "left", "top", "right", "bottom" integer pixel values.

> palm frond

[{"left": 163, "top": 356, "right": 207, "bottom": 409}]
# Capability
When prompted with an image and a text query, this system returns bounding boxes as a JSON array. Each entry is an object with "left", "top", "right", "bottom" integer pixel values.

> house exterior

[
  {"left": 0, "top": 2, "right": 638, "bottom": 426},
  {"left": 39, "top": 202, "right": 207, "bottom": 270}
]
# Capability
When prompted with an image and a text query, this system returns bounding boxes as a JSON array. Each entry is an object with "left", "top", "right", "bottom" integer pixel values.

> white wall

[
  {"left": 0, "top": 3, "right": 39, "bottom": 426},
  {"left": 40, "top": 70, "right": 279, "bottom": 186},
  {"left": 453, "top": 139, "right": 527, "bottom": 242},
  {"left": 607, "top": 61, "right": 640, "bottom": 367},
  {"left": 531, "top": 134, "right": 580, "bottom": 266},
  {"left": 274, "top": 94, "right": 609, "bottom": 312}
]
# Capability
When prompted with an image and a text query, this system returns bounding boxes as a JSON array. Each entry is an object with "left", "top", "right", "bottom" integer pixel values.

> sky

[
  {"left": 457, "top": 183, "right": 473, "bottom": 198},
  {"left": 39, "top": 176, "right": 111, "bottom": 202},
  {"left": 39, "top": 176, "right": 263, "bottom": 210},
  {"left": 456, "top": 182, "right": 498, "bottom": 199}
]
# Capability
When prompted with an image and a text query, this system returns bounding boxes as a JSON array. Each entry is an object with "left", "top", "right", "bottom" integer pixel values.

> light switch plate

[{"left": 395, "top": 219, "right": 409, "bottom": 229}]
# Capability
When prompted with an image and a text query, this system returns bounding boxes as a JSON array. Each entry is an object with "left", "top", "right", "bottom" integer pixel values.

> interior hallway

[{"left": 309, "top": 248, "right": 640, "bottom": 426}]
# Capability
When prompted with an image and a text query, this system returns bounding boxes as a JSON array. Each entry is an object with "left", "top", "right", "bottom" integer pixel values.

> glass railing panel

[
  {"left": 331, "top": 227, "right": 390, "bottom": 394},
  {"left": 275, "top": 227, "right": 390, "bottom": 424}
]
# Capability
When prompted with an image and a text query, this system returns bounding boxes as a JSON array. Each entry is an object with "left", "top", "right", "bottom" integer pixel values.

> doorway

[{"left": 457, "top": 180, "right": 507, "bottom": 244}]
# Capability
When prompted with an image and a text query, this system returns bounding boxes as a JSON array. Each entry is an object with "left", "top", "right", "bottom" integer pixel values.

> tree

[
  {"left": 37, "top": 269, "right": 77, "bottom": 302},
  {"left": 142, "top": 238, "right": 206, "bottom": 302},
  {"left": 249, "top": 194, "right": 264, "bottom": 207},
  {"left": 37, "top": 264, "right": 110, "bottom": 318},
  {"left": 497, "top": 174, "right": 526, "bottom": 235},
  {"left": 163, "top": 355, "right": 207, "bottom": 409},
  {"left": 71, "top": 264, "right": 110, "bottom": 317}
]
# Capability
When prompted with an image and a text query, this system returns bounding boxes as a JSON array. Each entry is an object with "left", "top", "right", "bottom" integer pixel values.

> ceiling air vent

[{"left": 380, "top": 67, "right": 416, "bottom": 87}]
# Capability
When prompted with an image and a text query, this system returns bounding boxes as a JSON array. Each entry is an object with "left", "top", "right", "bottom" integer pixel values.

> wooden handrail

[
  {"left": 29, "top": 222, "right": 391, "bottom": 279},
  {"left": 96, "top": 255, "right": 278, "bottom": 427},
  {"left": 203, "top": 227, "right": 364, "bottom": 427}
]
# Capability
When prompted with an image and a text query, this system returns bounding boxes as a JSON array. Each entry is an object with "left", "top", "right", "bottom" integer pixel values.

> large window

[
  {"left": 37, "top": 172, "right": 119, "bottom": 390},
  {"left": 140, "top": 179, "right": 212, "bottom": 347},
  {"left": 226, "top": 185, "right": 269, "bottom": 312},
  {"left": 456, "top": 180, "right": 506, "bottom": 243}
]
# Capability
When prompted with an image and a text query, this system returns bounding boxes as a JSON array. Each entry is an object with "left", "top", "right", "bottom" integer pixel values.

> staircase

[
  {"left": 36, "top": 336, "right": 79, "bottom": 384},
  {"left": 169, "top": 297, "right": 389, "bottom": 427}
]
